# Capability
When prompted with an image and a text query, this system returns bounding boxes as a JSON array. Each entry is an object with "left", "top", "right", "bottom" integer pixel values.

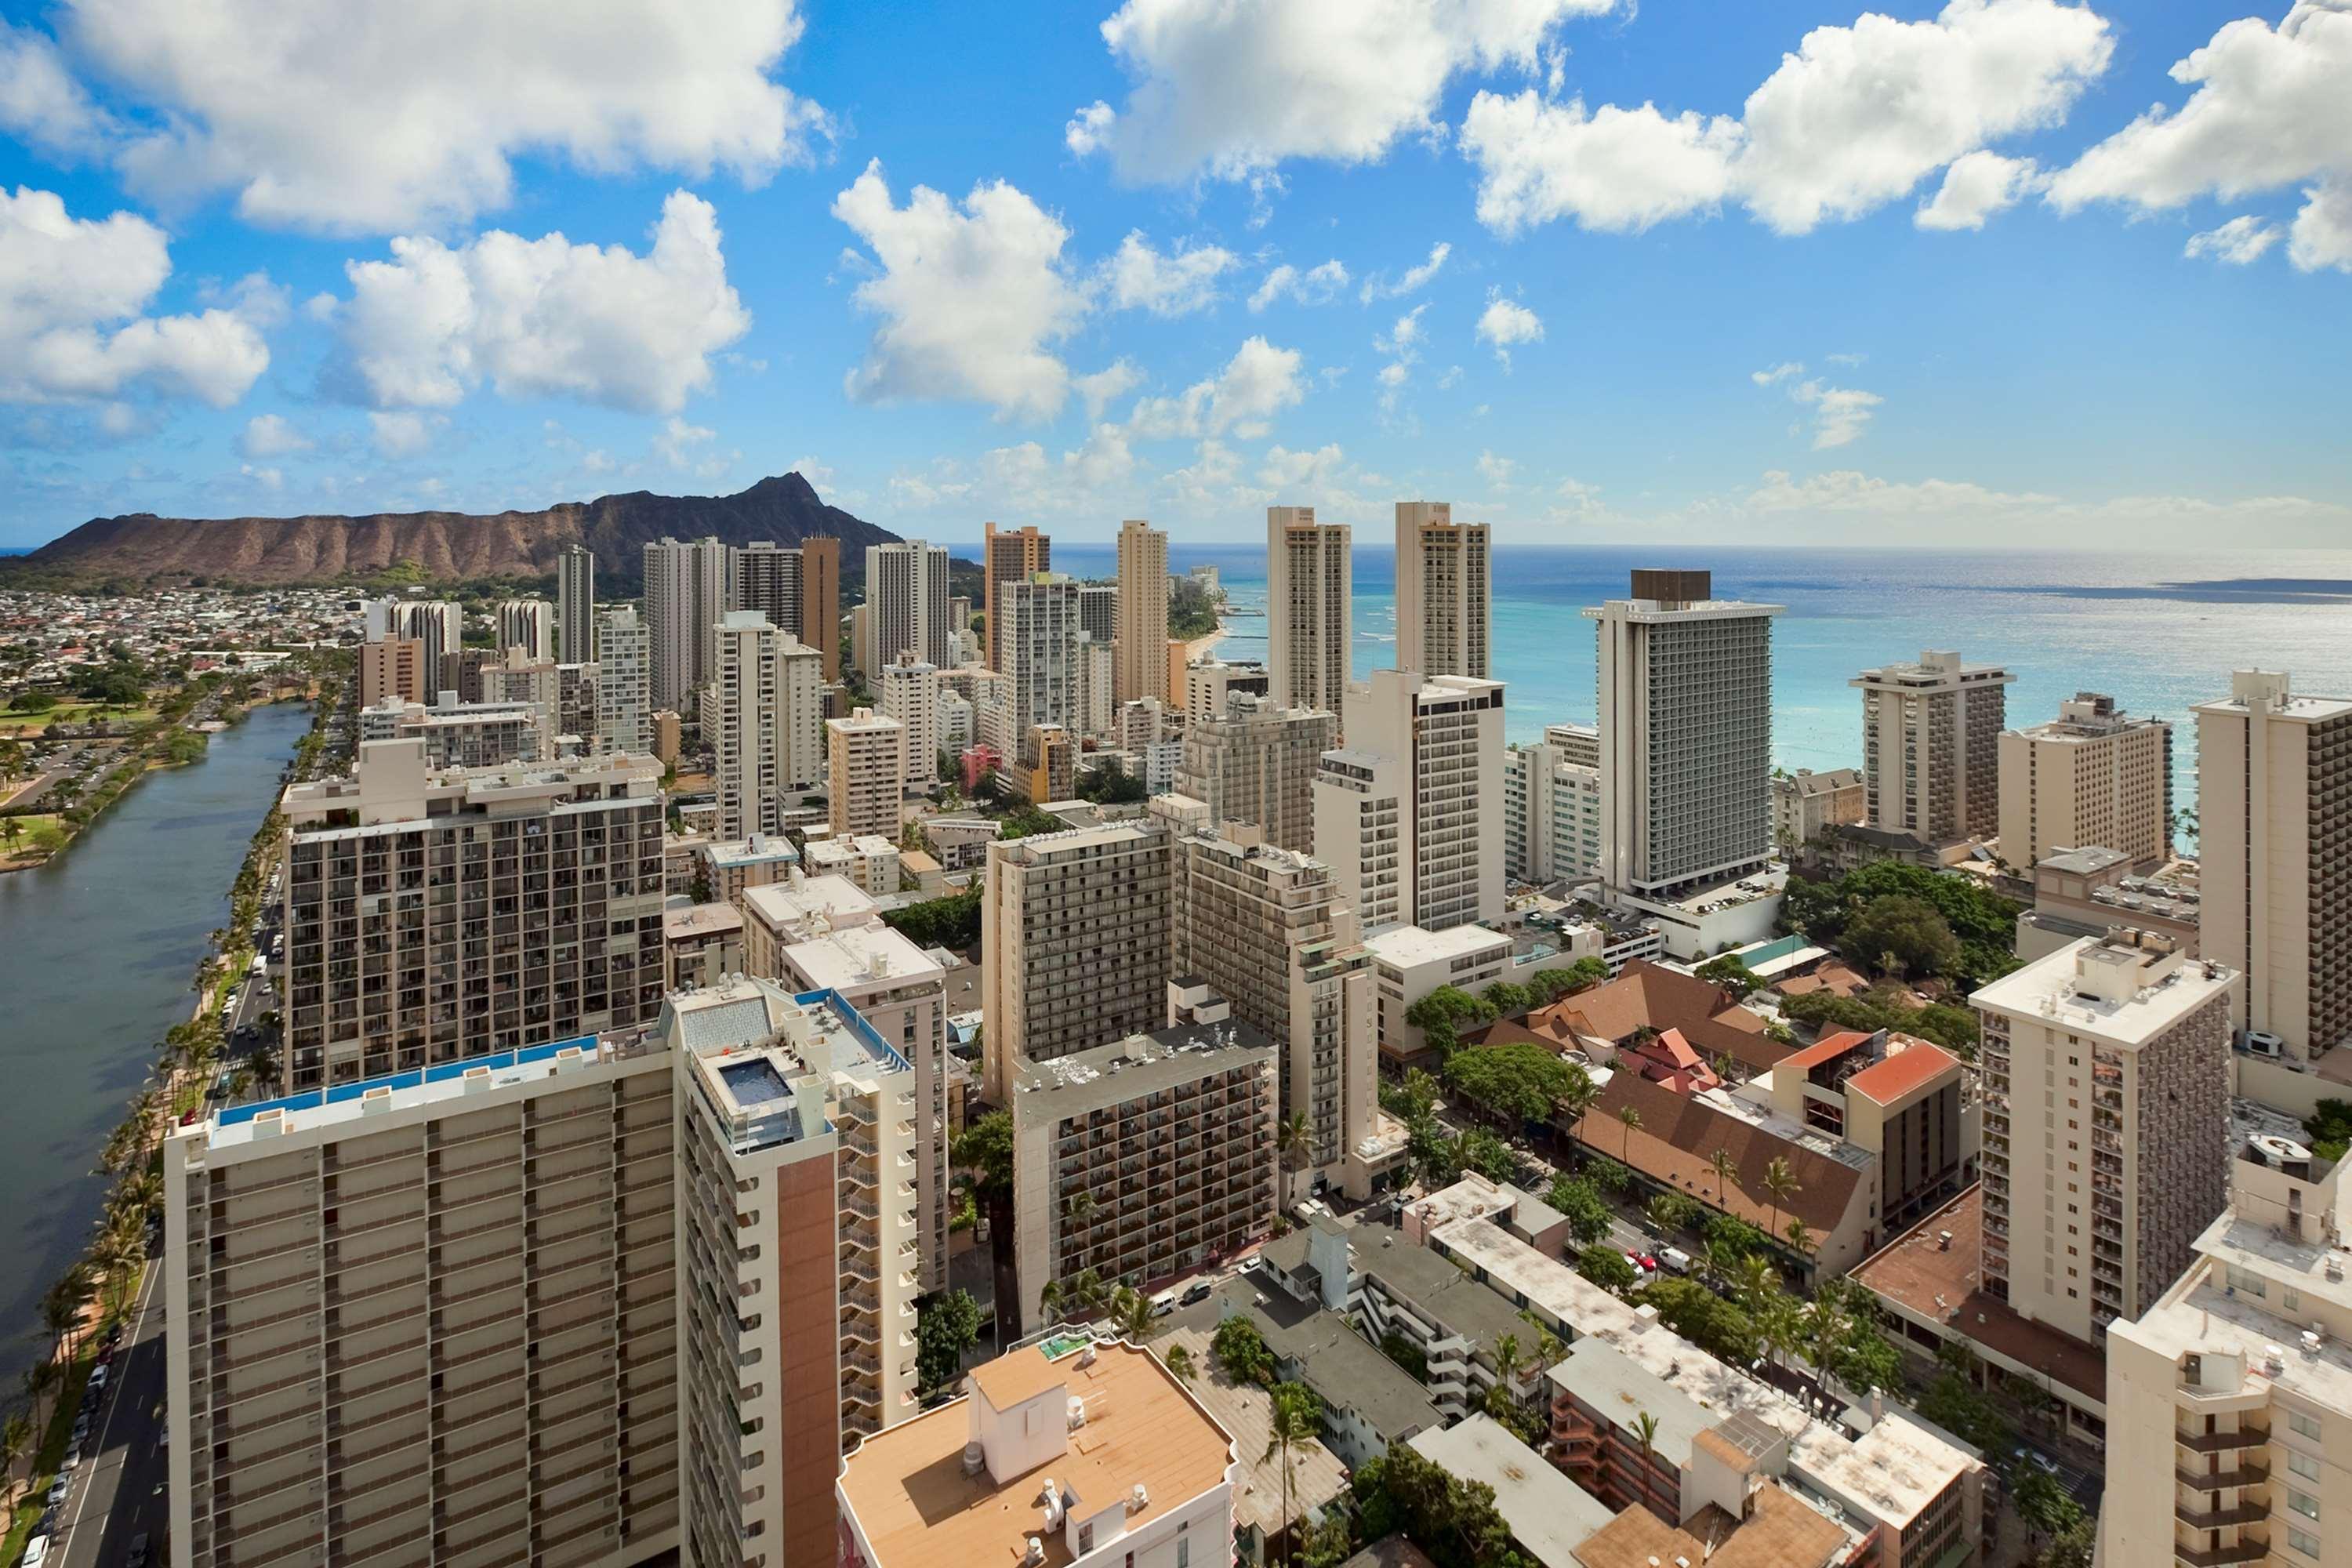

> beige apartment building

[
  {"left": 1392, "top": 501, "right": 1490, "bottom": 679},
  {"left": 1114, "top": 518, "right": 1169, "bottom": 705},
  {"left": 1501, "top": 735, "right": 1603, "bottom": 886},
  {"left": 1772, "top": 766, "right": 1865, "bottom": 853},
  {"left": 641, "top": 535, "right": 729, "bottom": 713},
  {"left": 279, "top": 741, "right": 666, "bottom": 1091},
  {"left": 1853, "top": 649, "right": 2013, "bottom": 844},
  {"left": 1267, "top": 504, "right": 1352, "bottom": 716},
  {"left": 662, "top": 978, "right": 927, "bottom": 1556},
  {"left": 860, "top": 540, "right": 953, "bottom": 676},
  {"left": 1007, "top": 1018, "right": 1278, "bottom": 1326},
  {"left": 981, "top": 521, "right": 1049, "bottom": 672},
  {"left": 826, "top": 707, "right": 906, "bottom": 839},
  {"left": 593, "top": 607, "right": 651, "bottom": 756},
  {"left": 2103, "top": 1128, "right": 2352, "bottom": 1568},
  {"left": 998, "top": 571, "right": 1081, "bottom": 742},
  {"left": 497, "top": 598, "right": 554, "bottom": 662},
  {"left": 1160, "top": 811, "right": 1374, "bottom": 1195},
  {"left": 711, "top": 611, "right": 826, "bottom": 843},
  {"left": 359, "top": 637, "right": 427, "bottom": 709},
  {"left": 358, "top": 695, "right": 545, "bottom": 770},
  {"left": 1181, "top": 658, "right": 1270, "bottom": 722},
  {"left": 874, "top": 654, "right": 938, "bottom": 792},
  {"left": 2195, "top": 670, "right": 2352, "bottom": 1083},
  {"left": 739, "top": 873, "right": 884, "bottom": 982},
  {"left": 731, "top": 537, "right": 842, "bottom": 681},
  {"left": 1975, "top": 929, "right": 2239, "bottom": 1346},
  {"left": 1998, "top": 691, "right": 2174, "bottom": 872},
  {"left": 1314, "top": 668, "right": 1503, "bottom": 933},
  {"left": 164, "top": 1036, "right": 683, "bottom": 1568},
  {"left": 771, "top": 924, "right": 950, "bottom": 1293},
  {"left": 1172, "top": 695, "right": 1336, "bottom": 855},
  {"left": 1586, "top": 569, "right": 1782, "bottom": 904},
  {"left": 979, "top": 820, "right": 1174, "bottom": 1104}
]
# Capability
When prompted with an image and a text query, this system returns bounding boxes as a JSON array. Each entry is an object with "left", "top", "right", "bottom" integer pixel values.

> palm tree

[
  {"left": 1756, "top": 1294, "right": 1801, "bottom": 1380},
  {"left": 1730, "top": 1253, "right": 1778, "bottom": 1316},
  {"left": 1762, "top": 1156, "right": 1802, "bottom": 1243},
  {"left": 1265, "top": 1383, "right": 1323, "bottom": 1567},
  {"left": 1275, "top": 1111, "right": 1313, "bottom": 1174},
  {"left": 1617, "top": 1104, "right": 1642, "bottom": 1163},
  {"left": 1518, "top": 1308, "right": 1566, "bottom": 1370},
  {"left": 1706, "top": 1147, "right": 1738, "bottom": 1214},
  {"left": 1163, "top": 1344, "right": 1196, "bottom": 1382},
  {"left": 1038, "top": 1279, "right": 1066, "bottom": 1324},
  {"left": 1783, "top": 1218, "right": 1815, "bottom": 1257},
  {"left": 1107, "top": 1287, "right": 1155, "bottom": 1341},
  {"left": 1632, "top": 1410, "right": 1662, "bottom": 1498},
  {"left": 1555, "top": 1070, "right": 1599, "bottom": 1138},
  {"left": 0, "top": 1411, "right": 31, "bottom": 1509}
]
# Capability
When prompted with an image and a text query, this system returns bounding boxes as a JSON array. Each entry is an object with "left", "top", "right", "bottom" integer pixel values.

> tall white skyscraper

[
  {"left": 1393, "top": 501, "right": 1490, "bottom": 679},
  {"left": 644, "top": 535, "right": 729, "bottom": 712},
  {"left": 861, "top": 539, "right": 952, "bottom": 674},
  {"left": 495, "top": 597, "right": 554, "bottom": 662},
  {"left": 1114, "top": 518, "right": 1169, "bottom": 705},
  {"left": 1267, "top": 505, "right": 1352, "bottom": 717},
  {"left": 1586, "top": 569, "right": 1781, "bottom": 902},
  {"left": 998, "top": 572, "right": 1080, "bottom": 741},
  {"left": 712, "top": 611, "right": 824, "bottom": 841},
  {"left": 385, "top": 600, "right": 462, "bottom": 684},
  {"left": 1315, "top": 668, "right": 1504, "bottom": 933},
  {"left": 557, "top": 541, "right": 595, "bottom": 662},
  {"left": 2194, "top": 670, "right": 2352, "bottom": 1069},
  {"left": 593, "top": 605, "right": 652, "bottom": 754}
]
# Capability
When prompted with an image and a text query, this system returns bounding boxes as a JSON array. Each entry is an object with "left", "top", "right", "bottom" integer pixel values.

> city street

[{"left": 53, "top": 1256, "right": 169, "bottom": 1568}]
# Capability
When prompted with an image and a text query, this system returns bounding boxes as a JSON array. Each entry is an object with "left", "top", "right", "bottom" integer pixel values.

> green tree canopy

[
  {"left": 1635, "top": 1276, "right": 1759, "bottom": 1363},
  {"left": 1694, "top": 954, "right": 1762, "bottom": 999},
  {"left": 1443, "top": 1042, "right": 1588, "bottom": 1127},
  {"left": 916, "top": 1289, "right": 984, "bottom": 1392},
  {"left": 1214, "top": 1313, "right": 1276, "bottom": 1385},
  {"left": 1405, "top": 985, "right": 1497, "bottom": 1056},
  {"left": 1838, "top": 894, "right": 1962, "bottom": 978},
  {"left": 1578, "top": 1243, "right": 1638, "bottom": 1294},
  {"left": 884, "top": 884, "right": 982, "bottom": 949},
  {"left": 1545, "top": 1175, "right": 1615, "bottom": 1246}
]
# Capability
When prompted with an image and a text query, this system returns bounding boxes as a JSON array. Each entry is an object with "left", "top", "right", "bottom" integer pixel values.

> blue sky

[{"left": 1, "top": 0, "right": 2347, "bottom": 549}]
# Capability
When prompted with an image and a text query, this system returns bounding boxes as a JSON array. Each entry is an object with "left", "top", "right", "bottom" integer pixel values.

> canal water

[{"left": 0, "top": 700, "right": 309, "bottom": 1359}]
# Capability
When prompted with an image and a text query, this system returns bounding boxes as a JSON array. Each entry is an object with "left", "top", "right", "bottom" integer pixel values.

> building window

[
  {"left": 2292, "top": 1450, "right": 2322, "bottom": 1482},
  {"left": 2290, "top": 1490, "right": 2321, "bottom": 1521},
  {"left": 2226, "top": 1265, "right": 2269, "bottom": 1299},
  {"left": 2291, "top": 1411, "right": 2323, "bottom": 1441},
  {"left": 2289, "top": 1528, "right": 2321, "bottom": 1559}
]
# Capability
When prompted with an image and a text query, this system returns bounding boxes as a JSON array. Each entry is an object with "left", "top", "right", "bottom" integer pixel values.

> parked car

[
  {"left": 45, "top": 1475, "right": 67, "bottom": 1507},
  {"left": 1181, "top": 1281, "right": 1214, "bottom": 1307},
  {"left": 23, "top": 1534, "right": 49, "bottom": 1568},
  {"left": 128, "top": 1533, "right": 152, "bottom": 1568},
  {"left": 1660, "top": 1247, "right": 1695, "bottom": 1276},
  {"left": 88, "top": 1363, "right": 109, "bottom": 1392}
]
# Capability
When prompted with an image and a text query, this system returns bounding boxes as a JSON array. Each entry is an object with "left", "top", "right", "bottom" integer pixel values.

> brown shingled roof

[
  {"left": 1530, "top": 961, "right": 1794, "bottom": 1076},
  {"left": 1566, "top": 1073, "right": 1860, "bottom": 1238}
]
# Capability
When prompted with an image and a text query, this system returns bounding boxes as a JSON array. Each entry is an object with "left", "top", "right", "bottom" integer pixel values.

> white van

[
  {"left": 1149, "top": 1288, "right": 1180, "bottom": 1318},
  {"left": 1660, "top": 1247, "right": 1695, "bottom": 1276}
]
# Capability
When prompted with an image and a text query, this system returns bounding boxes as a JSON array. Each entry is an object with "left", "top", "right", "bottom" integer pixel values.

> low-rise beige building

[
  {"left": 1770, "top": 766, "right": 1864, "bottom": 853},
  {"left": 804, "top": 833, "right": 901, "bottom": 897}
]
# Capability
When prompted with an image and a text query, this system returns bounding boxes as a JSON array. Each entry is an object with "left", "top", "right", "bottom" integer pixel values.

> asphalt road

[{"left": 53, "top": 1257, "right": 168, "bottom": 1568}]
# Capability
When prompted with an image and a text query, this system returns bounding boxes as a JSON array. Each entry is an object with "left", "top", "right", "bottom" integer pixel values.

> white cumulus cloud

[
  {"left": 1464, "top": 0, "right": 2112, "bottom": 237},
  {"left": 1754, "top": 359, "right": 1882, "bottom": 448},
  {"left": 1127, "top": 336, "right": 1307, "bottom": 440},
  {"left": 31, "top": 0, "right": 829, "bottom": 233},
  {"left": 0, "top": 23, "right": 111, "bottom": 160},
  {"left": 368, "top": 410, "right": 437, "bottom": 459},
  {"left": 335, "top": 190, "right": 748, "bottom": 414},
  {"left": 833, "top": 161, "right": 1089, "bottom": 422},
  {"left": 1074, "top": 361, "right": 1142, "bottom": 421},
  {"left": 1102, "top": 230, "right": 1238, "bottom": 317},
  {"left": 238, "top": 412, "right": 311, "bottom": 459},
  {"left": 0, "top": 186, "right": 271, "bottom": 407},
  {"left": 1915, "top": 151, "right": 2040, "bottom": 230},
  {"left": 1247, "top": 259, "right": 1349, "bottom": 311},
  {"left": 1359, "top": 241, "right": 1451, "bottom": 303},
  {"left": 1068, "top": 0, "right": 1617, "bottom": 185},
  {"left": 2183, "top": 214, "right": 2282, "bottom": 264},
  {"left": 2047, "top": 1, "right": 2352, "bottom": 274},
  {"left": 1474, "top": 292, "right": 1544, "bottom": 365}
]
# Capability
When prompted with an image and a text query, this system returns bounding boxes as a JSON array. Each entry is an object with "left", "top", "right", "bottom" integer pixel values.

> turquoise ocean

[{"left": 1027, "top": 543, "right": 2352, "bottom": 818}]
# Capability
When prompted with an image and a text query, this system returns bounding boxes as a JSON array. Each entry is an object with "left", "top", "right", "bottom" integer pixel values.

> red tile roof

[
  {"left": 1775, "top": 1029, "right": 1875, "bottom": 1075},
  {"left": 1566, "top": 1074, "right": 1860, "bottom": 1238},
  {"left": 1843, "top": 1041, "right": 1961, "bottom": 1105}
]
